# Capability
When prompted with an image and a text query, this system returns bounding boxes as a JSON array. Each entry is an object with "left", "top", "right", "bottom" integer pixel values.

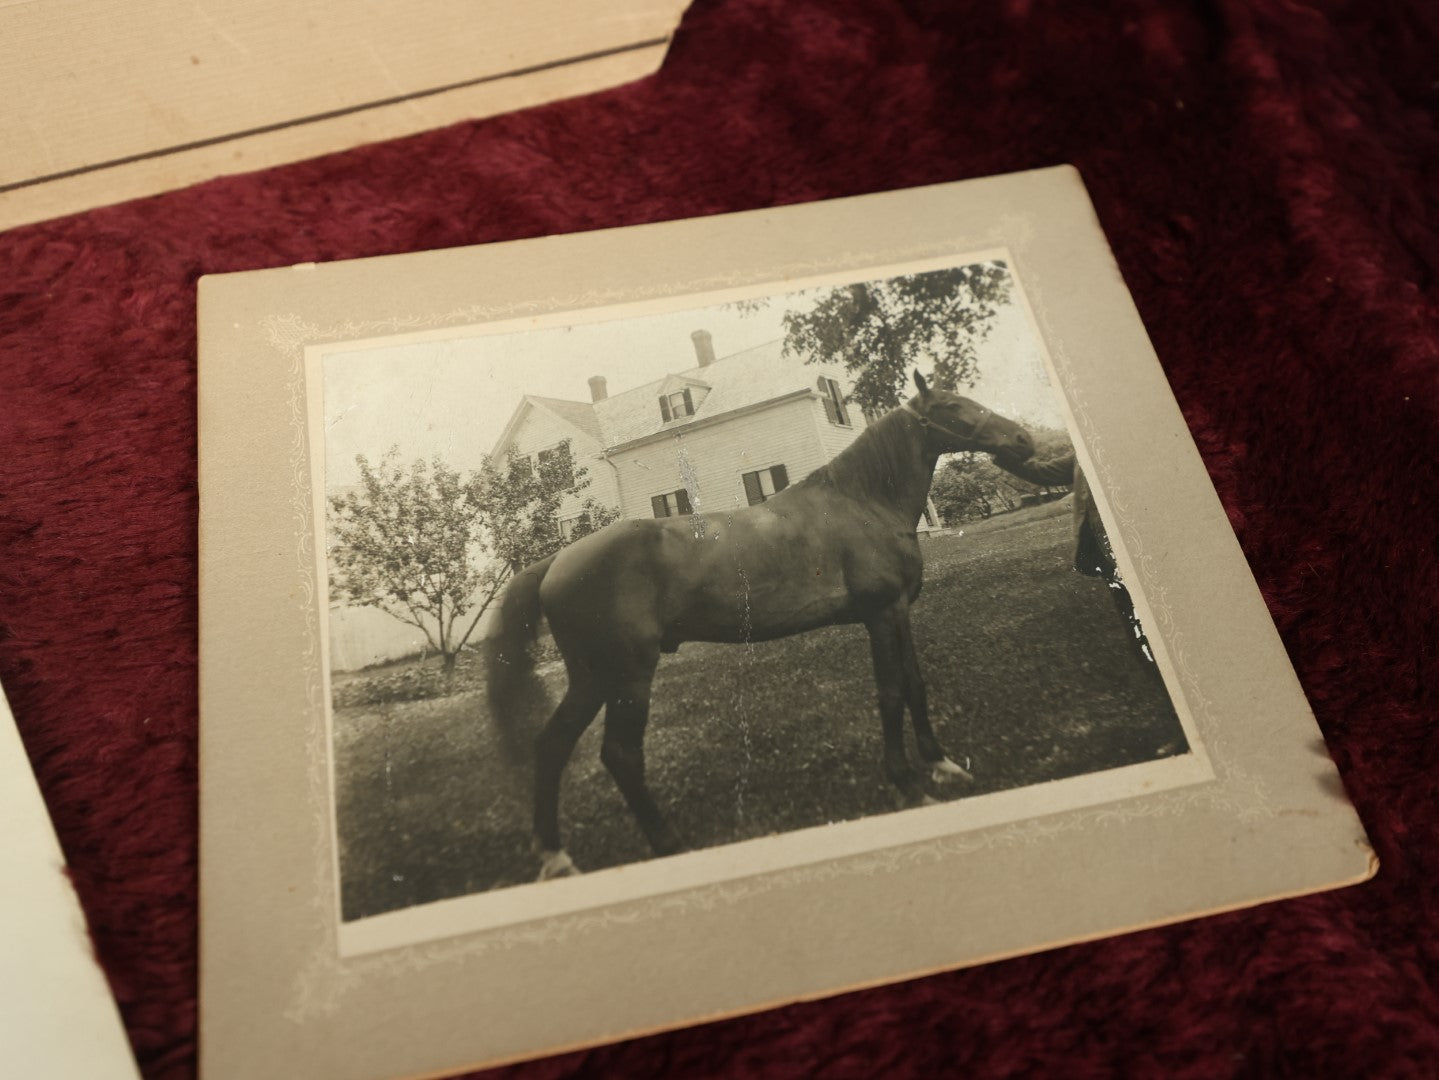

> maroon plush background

[{"left": 2, "top": 1, "right": 1436, "bottom": 1076}]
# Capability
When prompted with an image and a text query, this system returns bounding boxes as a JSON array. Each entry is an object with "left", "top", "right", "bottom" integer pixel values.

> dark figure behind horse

[{"left": 485, "top": 372, "right": 1034, "bottom": 879}]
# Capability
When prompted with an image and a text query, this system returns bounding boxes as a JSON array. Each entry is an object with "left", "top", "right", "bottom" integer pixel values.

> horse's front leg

[
  {"left": 866, "top": 604, "right": 933, "bottom": 807},
  {"left": 895, "top": 612, "right": 973, "bottom": 785}
]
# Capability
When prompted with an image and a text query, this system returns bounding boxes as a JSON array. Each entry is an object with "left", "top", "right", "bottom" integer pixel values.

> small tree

[
  {"left": 932, "top": 454, "right": 1023, "bottom": 522},
  {"left": 328, "top": 440, "right": 604, "bottom": 672},
  {"left": 931, "top": 457, "right": 1000, "bottom": 522}
]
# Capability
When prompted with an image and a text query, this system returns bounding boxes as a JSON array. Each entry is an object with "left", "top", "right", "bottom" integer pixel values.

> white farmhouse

[{"left": 492, "top": 330, "right": 938, "bottom": 533}]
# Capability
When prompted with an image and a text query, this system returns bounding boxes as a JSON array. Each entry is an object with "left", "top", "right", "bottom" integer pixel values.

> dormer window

[
  {"left": 660, "top": 388, "right": 695, "bottom": 422},
  {"left": 655, "top": 374, "right": 710, "bottom": 425}
]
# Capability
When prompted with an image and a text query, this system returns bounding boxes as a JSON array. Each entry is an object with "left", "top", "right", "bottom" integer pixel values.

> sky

[{"left": 321, "top": 268, "right": 1068, "bottom": 492}]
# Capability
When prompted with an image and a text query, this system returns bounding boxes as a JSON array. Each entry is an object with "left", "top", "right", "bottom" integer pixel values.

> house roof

[
  {"left": 526, "top": 395, "right": 604, "bottom": 443},
  {"left": 595, "top": 340, "right": 809, "bottom": 448},
  {"left": 494, "top": 338, "right": 840, "bottom": 457}
]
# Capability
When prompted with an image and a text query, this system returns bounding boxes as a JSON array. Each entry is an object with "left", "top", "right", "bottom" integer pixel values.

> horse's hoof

[
  {"left": 918, "top": 793, "right": 941, "bottom": 807},
  {"left": 930, "top": 756, "right": 974, "bottom": 784},
  {"left": 537, "top": 850, "right": 581, "bottom": 880}
]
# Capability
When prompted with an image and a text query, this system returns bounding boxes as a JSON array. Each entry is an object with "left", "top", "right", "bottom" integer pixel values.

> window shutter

[
  {"left": 820, "top": 378, "right": 850, "bottom": 426},
  {"left": 676, "top": 488, "right": 692, "bottom": 514},
  {"left": 660, "top": 395, "right": 672, "bottom": 422},
  {"left": 742, "top": 471, "right": 764, "bottom": 505},
  {"left": 832, "top": 381, "right": 851, "bottom": 426},
  {"left": 681, "top": 388, "right": 694, "bottom": 416},
  {"left": 771, "top": 464, "right": 789, "bottom": 492},
  {"left": 651, "top": 494, "right": 668, "bottom": 518}
]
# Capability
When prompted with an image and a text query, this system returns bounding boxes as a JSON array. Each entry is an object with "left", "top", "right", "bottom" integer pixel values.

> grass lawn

[{"left": 332, "top": 503, "right": 1187, "bottom": 921}]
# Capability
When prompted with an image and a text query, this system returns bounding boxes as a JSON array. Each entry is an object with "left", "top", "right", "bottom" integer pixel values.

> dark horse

[{"left": 485, "top": 371, "right": 1034, "bottom": 879}]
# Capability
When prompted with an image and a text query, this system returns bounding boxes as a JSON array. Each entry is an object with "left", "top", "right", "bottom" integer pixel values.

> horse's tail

[{"left": 484, "top": 554, "right": 557, "bottom": 767}]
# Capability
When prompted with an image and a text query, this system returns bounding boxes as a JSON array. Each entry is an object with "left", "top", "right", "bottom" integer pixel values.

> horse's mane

[{"left": 797, "top": 406, "right": 928, "bottom": 504}]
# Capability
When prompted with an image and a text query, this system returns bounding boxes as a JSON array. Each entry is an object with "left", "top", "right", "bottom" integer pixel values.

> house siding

[
  {"left": 811, "top": 390, "right": 870, "bottom": 460},
  {"left": 611, "top": 396, "right": 829, "bottom": 520},
  {"left": 504, "top": 402, "right": 620, "bottom": 520}
]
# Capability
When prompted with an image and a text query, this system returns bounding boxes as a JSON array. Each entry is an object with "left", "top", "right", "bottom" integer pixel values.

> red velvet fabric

[{"left": 1, "top": 1, "right": 1435, "bottom": 1076}]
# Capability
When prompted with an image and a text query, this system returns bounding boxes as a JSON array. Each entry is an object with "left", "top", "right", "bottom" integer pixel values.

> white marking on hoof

[
  {"left": 537, "top": 850, "right": 580, "bottom": 880},
  {"left": 930, "top": 756, "right": 974, "bottom": 784}
]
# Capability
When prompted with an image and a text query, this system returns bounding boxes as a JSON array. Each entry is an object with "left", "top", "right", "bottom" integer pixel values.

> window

[
  {"left": 651, "top": 489, "right": 692, "bottom": 517},
  {"left": 742, "top": 464, "right": 789, "bottom": 505},
  {"left": 659, "top": 388, "right": 695, "bottom": 422},
  {"left": 558, "top": 515, "right": 581, "bottom": 542},
  {"left": 818, "top": 376, "right": 851, "bottom": 427},
  {"left": 535, "top": 445, "right": 574, "bottom": 486}
]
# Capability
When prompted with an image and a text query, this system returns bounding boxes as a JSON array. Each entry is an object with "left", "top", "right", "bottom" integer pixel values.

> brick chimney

[
  {"left": 588, "top": 375, "right": 608, "bottom": 402},
  {"left": 691, "top": 329, "right": 716, "bottom": 367}
]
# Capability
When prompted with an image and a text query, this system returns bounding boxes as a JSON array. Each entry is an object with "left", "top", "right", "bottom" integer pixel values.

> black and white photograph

[{"left": 318, "top": 256, "right": 1199, "bottom": 937}]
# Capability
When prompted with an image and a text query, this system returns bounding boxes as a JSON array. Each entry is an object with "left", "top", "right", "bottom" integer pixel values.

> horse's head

[{"left": 906, "top": 370, "right": 1034, "bottom": 463}]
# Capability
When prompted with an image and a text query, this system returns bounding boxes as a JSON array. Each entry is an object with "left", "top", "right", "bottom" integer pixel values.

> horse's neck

[
  {"left": 822, "top": 410, "right": 938, "bottom": 526},
  {"left": 891, "top": 429, "right": 941, "bottom": 526}
]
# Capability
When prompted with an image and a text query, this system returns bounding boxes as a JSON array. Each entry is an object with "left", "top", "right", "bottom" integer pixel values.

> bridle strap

[{"left": 900, "top": 400, "right": 995, "bottom": 445}]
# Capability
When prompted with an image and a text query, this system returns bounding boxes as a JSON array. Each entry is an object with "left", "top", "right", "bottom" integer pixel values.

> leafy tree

[
  {"left": 753, "top": 262, "right": 1013, "bottom": 414},
  {"left": 931, "top": 426, "right": 1075, "bottom": 524},
  {"left": 328, "top": 440, "right": 608, "bottom": 672},
  {"left": 931, "top": 454, "right": 1026, "bottom": 523},
  {"left": 931, "top": 456, "right": 1008, "bottom": 522},
  {"left": 477, "top": 443, "right": 613, "bottom": 573},
  {"left": 929, "top": 461, "right": 977, "bottom": 523}
]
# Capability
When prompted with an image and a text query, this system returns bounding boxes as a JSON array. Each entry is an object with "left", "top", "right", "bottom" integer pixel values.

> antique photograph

[
  {"left": 201, "top": 172, "right": 1373, "bottom": 1078},
  {"left": 318, "top": 256, "right": 1197, "bottom": 936}
]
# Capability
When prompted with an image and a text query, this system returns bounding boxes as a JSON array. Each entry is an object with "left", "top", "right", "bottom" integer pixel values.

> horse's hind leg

[
  {"left": 533, "top": 678, "right": 604, "bottom": 879},
  {"left": 600, "top": 658, "right": 682, "bottom": 858},
  {"left": 896, "top": 614, "right": 973, "bottom": 785}
]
